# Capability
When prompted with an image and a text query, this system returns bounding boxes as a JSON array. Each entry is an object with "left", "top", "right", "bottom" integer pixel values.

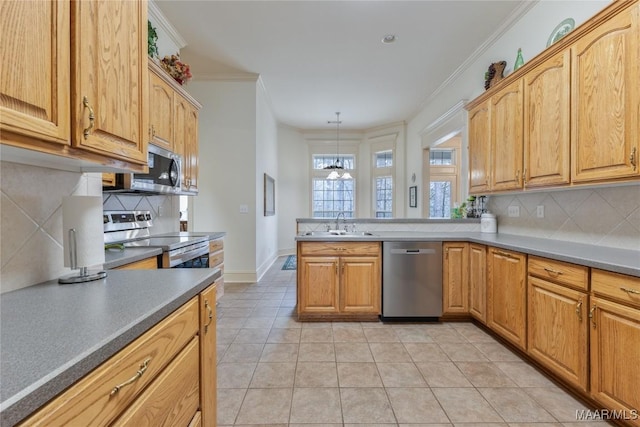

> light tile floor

[{"left": 216, "top": 256, "right": 603, "bottom": 426}]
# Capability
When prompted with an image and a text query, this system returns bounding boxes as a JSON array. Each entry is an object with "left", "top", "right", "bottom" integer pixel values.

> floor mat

[{"left": 282, "top": 255, "right": 296, "bottom": 270}]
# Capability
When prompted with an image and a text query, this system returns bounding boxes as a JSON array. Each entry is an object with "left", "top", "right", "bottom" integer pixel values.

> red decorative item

[{"left": 160, "top": 54, "right": 192, "bottom": 85}]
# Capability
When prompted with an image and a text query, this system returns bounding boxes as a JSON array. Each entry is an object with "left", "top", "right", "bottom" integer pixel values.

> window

[
  {"left": 373, "top": 149, "right": 394, "bottom": 218},
  {"left": 429, "top": 149, "right": 454, "bottom": 165},
  {"left": 427, "top": 140, "right": 460, "bottom": 218},
  {"left": 311, "top": 154, "right": 355, "bottom": 218}
]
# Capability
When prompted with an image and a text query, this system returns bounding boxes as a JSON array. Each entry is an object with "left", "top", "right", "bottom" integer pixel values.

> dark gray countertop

[
  {"left": 153, "top": 231, "right": 226, "bottom": 240},
  {"left": 296, "top": 231, "right": 640, "bottom": 277},
  {"left": 0, "top": 268, "right": 221, "bottom": 427},
  {"left": 103, "top": 247, "right": 162, "bottom": 269}
]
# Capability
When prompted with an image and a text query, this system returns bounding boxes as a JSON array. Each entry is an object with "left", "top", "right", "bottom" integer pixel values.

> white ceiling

[{"left": 155, "top": 1, "right": 525, "bottom": 130}]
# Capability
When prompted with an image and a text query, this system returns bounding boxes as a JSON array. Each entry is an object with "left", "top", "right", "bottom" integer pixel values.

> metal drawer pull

[
  {"left": 543, "top": 267, "right": 563, "bottom": 276},
  {"left": 620, "top": 287, "right": 640, "bottom": 295},
  {"left": 204, "top": 300, "right": 213, "bottom": 333},
  {"left": 495, "top": 250, "right": 515, "bottom": 259},
  {"left": 82, "top": 96, "right": 95, "bottom": 139},
  {"left": 110, "top": 358, "right": 151, "bottom": 396},
  {"left": 575, "top": 299, "right": 583, "bottom": 321},
  {"left": 588, "top": 304, "right": 597, "bottom": 329}
]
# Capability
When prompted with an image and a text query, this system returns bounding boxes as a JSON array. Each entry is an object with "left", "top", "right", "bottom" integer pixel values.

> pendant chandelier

[{"left": 324, "top": 112, "right": 352, "bottom": 180}]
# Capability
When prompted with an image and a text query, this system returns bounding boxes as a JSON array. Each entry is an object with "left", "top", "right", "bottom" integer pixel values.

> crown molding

[
  {"left": 420, "top": 99, "right": 468, "bottom": 136},
  {"left": 409, "top": 0, "right": 539, "bottom": 122},
  {"left": 148, "top": 0, "right": 187, "bottom": 50}
]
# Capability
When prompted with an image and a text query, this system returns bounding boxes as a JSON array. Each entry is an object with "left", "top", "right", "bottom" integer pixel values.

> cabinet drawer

[
  {"left": 528, "top": 256, "right": 588, "bottom": 291},
  {"left": 112, "top": 337, "right": 200, "bottom": 427},
  {"left": 592, "top": 269, "right": 640, "bottom": 309},
  {"left": 299, "top": 241, "right": 381, "bottom": 256},
  {"left": 209, "top": 250, "right": 224, "bottom": 268},
  {"left": 209, "top": 238, "right": 223, "bottom": 253},
  {"left": 114, "top": 256, "right": 158, "bottom": 270},
  {"left": 20, "top": 298, "right": 199, "bottom": 426}
]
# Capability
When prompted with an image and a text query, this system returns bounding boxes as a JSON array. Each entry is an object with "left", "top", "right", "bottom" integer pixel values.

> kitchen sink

[{"left": 302, "top": 231, "right": 375, "bottom": 237}]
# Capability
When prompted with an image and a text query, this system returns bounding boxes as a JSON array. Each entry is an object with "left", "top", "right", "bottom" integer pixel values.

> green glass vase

[{"left": 514, "top": 48, "right": 524, "bottom": 71}]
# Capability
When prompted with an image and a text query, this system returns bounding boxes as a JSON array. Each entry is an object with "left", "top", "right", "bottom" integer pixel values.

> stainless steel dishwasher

[{"left": 381, "top": 241, "right": 443, "bottom": 321}]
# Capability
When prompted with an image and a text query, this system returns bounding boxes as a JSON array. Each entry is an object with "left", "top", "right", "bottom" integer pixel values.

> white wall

[
  {"left": 255, "top": 80, "right": 279, "bottom": 277},
  {"left": 188, "top": 79, "right": 259, "bottom": 282},
  {"left": 277, "top": 125, "right": 308, "bottom": 255}
]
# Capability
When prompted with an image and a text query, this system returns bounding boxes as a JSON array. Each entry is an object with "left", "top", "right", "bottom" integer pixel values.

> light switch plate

[{"left": 508, "top": 206, "right": 520, "bottom": 217}]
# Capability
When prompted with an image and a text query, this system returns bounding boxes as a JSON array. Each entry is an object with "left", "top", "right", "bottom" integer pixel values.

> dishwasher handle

[{"left": 390, "top": 248, "right": 437, "bottom": 255}]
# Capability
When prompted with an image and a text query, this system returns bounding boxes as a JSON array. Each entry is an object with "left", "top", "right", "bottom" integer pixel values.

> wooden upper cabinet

[
  {"left": 174, "top": 95, "right": 188, "bottom": 187},
  {"left": 185, "top": 106, "right": 199, "bottom": 192},
  {"left": 0, "top": 0, "right": 70, "bottom": 145},
  {"left": 468, "top": 100, "right": 491, "bottom": 194},
  {"left": 71, "top": 0, "right": 148, "bottom": 165},
  {"left": 149, "top": 71, "right": 175, "bottom": 151},
  {"left": 571, "top": 3, "right": 639, "bottom": 182},
  {"left": 523, "top": 51, "right": 571, "bottom": 188},
  {"left": 491, "top": 80, "right": 524, "bottom": 191}
]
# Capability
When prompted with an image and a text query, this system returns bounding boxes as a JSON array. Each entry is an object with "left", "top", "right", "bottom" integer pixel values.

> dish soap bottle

[{"left": 514, "top": 48, "right": 524, "bottom": 71}]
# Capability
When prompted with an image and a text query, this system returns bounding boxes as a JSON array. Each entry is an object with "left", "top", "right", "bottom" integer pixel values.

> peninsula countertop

[
  {"left": 296, "top": 231, "right": 640, "bottom": 277},
  {"left": 0, "top": 268, "right": 221, "bottom": 427}
]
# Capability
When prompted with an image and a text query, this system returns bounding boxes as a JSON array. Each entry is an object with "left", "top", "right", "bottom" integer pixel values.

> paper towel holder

[{"left": 59, "top": 228, "right": 107, "bottom": 284}]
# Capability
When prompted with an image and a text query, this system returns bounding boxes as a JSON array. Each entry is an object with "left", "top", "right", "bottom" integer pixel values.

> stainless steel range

[{"left": 104, "top": 211, "right": 210, "bottom": 268}]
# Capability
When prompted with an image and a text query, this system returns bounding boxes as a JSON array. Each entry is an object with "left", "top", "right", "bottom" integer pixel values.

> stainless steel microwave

[{"left": 103, "top": 144, "right": 181, "bottom": 194}]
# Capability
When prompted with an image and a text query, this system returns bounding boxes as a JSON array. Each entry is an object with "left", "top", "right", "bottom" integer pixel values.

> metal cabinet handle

[
  {"left": 151, "top": 124, "right": 156, "bottom": 138},
  {"left": 575, "top": 299, "right": 583, "bottom": 322},
  {"left": 204, "top": 299, "right": 213, "bottom": 333},
  {"left": 515, "top": 170, "right": 520, "bottom": 185},
  {"left": 495, "top": 250, "right": 516, "bottom": 259},
  {"left": 631, "top": 147, "right": 637, "bottom": 170},
  {"left": 82, "top": 96, "right": 95, "bottom": 140},
  {"left": 110, "top": 358, "right": 151, "bottom": 396},
  {"left": 621, "top": 287, "right": 640, "bottom": 295},
  {"left": 543, "top": 267, "right": 563, "bottom": 276},
  {"left": 523, "top": 168, "right": 527, "bottom": 186},
  {"left": 588, "top": 304, "right": 597, "bottom": 329}
]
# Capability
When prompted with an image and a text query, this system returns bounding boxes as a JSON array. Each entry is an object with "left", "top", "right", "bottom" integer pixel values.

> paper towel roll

[{"left": 62, "top": 196, "right": 105, "bottom": 268}]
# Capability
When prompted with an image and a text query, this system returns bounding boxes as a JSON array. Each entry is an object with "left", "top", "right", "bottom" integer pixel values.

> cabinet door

[
  {"left": 487, "top": 247, "right": 527, "bottom": 350},
  {"left": 523, "top": 51, "right": 571, "bottom": 188},
  {"left": 572, "top": 4, "right": 639, "bottom": 182},
  {"left": 185, "top": 106, "right": 199, "bottom": 192},
  {"left": 149, "top": 70, "right": 174, "bottom": 151},
  {"left": 590, "top": 296, "right": 640, "bottom": 425},
  {"left": 0, "top": 0, "right": 70, "bottom": 145},
  {"left": 469, "top": 244, "right": 487, "bottom": 323},
  {"left": 298, "top": 256, "right": 340, "bottom": 314},
  {"left": 491, "top": 80, "right": 524, "bottom": 191},
  {"left": 528, "top": 277, "right": 588, "bottom": 391},
  {"left": 199, "top": 284, "right": 216, "bottom": 427},
  {"left": 174, "top": 95, "right": 188, "bottom": 189},
  {"left": 468, "top": 100, "right": 491, "bottom": 194},
  {"left": 443, "top": 243, "right": 469, "bottom": 314},
  {"left": 71, "top": 0, "right": 148, "bottom": 165},
  {"left": 340, "top": 256, "right": 381, "bottom": 314}
]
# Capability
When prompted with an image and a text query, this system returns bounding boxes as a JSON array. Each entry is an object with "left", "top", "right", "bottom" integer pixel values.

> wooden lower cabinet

[
  {"left": 443, "top": 242, "right": 469, "bottom": 315},
  {"left": 19, "top": 284, "right": 217, "bottom": 427},
  {"left": 208, "top": 238, "right": 225, "bottom": 302},
  {"left": 297, "top": 242, "right": 381, "bottom": 320},
  {"left": 113, "top": 256, "right": 158, "bottom": 270},
  {"left": 469, "top": 244, "right": 487, "bottom": 323},
  {"left": 528, "top": 276, "right": 588, "bottom": 391},
  {"left": 487, "top": 247, "right": 527, "bottom": 350}
]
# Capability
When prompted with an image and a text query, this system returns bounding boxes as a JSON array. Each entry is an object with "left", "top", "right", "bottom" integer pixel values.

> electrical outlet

[
  {"left": 157, "top": 205, "right": 163, "bottom": 217},
  {"left": 239, "top": 204, "right": 249, "bottom": 214},
  {"left": 508, "top": 206, "right": 520, "bottom": 217},
  {"left": 536, "top": 205, "right": 545, "bottom": 218}
]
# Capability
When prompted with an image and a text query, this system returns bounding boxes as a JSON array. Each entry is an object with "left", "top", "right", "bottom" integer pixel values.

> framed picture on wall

[
  {"left": 409, "top": 186, "right": 417, "bottom": 208},
  {"left": 264, "top": 173, "right": 275, "bottom": 216}
]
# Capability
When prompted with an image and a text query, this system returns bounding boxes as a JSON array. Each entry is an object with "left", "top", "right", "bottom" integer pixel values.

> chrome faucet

[{"left": 335, "top": 212, "right": 346, "bottom": 231}]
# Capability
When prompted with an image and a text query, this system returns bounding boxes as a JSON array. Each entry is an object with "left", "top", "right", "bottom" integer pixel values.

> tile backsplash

[
  {"left": 486, "top": 184, "right": 640, "bottom": 250},
  {"left": 0, "top": 161, "right": 179, "bottom": 294}
]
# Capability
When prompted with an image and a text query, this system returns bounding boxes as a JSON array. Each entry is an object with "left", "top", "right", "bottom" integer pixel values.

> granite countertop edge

[
  {"left": 0, "top": 268, "right": 221, "bottom": 427},
  {"left": 295, "top": 232, "right": 640, "bottom": 277}
]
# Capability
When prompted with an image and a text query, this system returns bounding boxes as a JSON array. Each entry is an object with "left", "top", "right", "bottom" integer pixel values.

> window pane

[
  {"left": 375, "top": 176, "right": 393, "bottom": 218},
  {"left": 429, "top": 150, "right": 454, "bottom": 165},
  {"left": 430, "top": 181, "right": 451, "bottom": 218},
  {"left": 375, "top": 151, "right": 393, "bottom": 168},
  {"left": 312, "top": 178, "right": 355, "bottom": 218}
]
